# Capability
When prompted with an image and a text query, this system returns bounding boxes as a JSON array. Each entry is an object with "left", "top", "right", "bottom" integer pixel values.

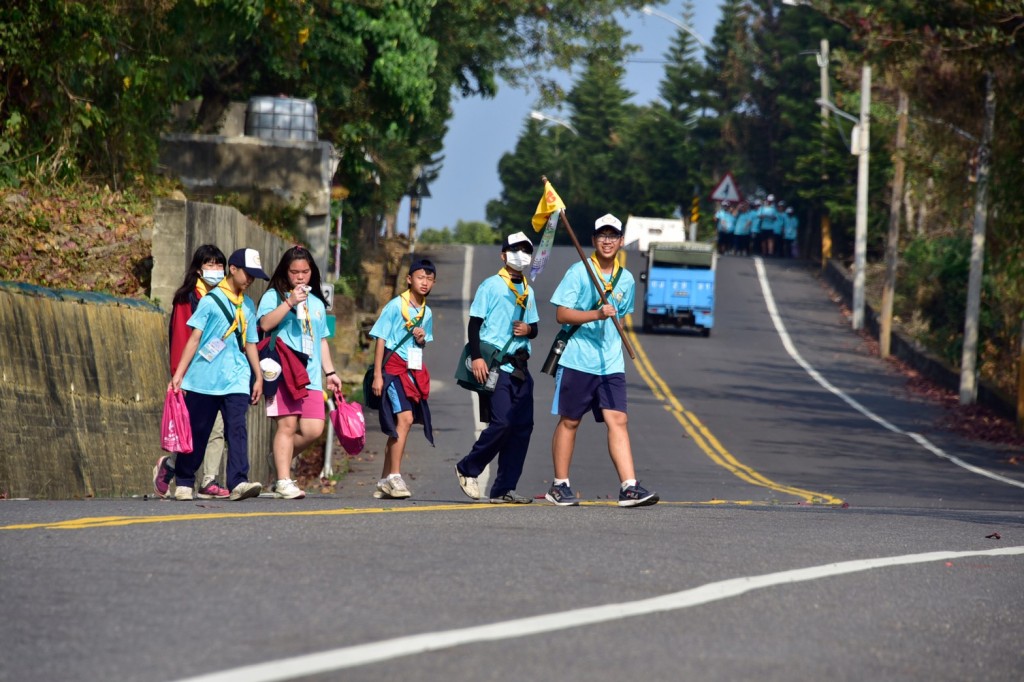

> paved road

[{"left": 2, "top": 245, "right": 1022, "bottom": 682}]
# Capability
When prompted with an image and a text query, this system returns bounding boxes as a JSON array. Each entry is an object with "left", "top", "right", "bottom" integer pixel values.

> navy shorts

[{"left": 552, "top": 366, "right": 627, "bottom": 423}]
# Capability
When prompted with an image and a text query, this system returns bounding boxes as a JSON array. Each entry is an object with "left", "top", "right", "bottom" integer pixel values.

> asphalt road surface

[{"left": 2, "top": 245, "right": 1022, "bottom": 682}]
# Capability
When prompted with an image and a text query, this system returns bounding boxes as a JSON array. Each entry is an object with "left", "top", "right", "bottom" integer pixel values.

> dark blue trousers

[
  {"left": 457, "top": 370, "right": 534, "bottom": 498},
  {"left": 176, "top": 392, "right": 251, "bottom": 490}
]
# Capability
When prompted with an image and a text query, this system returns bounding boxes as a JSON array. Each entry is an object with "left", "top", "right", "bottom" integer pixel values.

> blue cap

[{"left": 408, "top": 258, "right": 436, "bottom": 276}]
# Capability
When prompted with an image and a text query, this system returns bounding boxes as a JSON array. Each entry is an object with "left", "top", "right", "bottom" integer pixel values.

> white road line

[
  {"left": 754, "top": 257, "right": 1024, "bottom": 489},
  {"left": 176, "top": 546, "right": 1024, "bottom": 682}
]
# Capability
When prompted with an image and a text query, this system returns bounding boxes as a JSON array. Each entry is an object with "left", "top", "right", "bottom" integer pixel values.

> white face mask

[
  {"left": 505, "top": 251, "right": 532, "bottom": 272},
  {"left": 201, "top": 270, "right": 224, "bottom": 285}
]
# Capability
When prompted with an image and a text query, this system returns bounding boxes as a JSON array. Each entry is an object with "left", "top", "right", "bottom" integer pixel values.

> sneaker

[
  {"left": 545, "top": 482, "right": 579, "bottom": 507},
  {"left": 374, "top": 476, "right": 411, "bottom": 499},
  {"left": 274, "top": 479, "right": 306, "bottom": 500},
  {"left": 196, "top": 480, "right": 230, "bottom": 499},
  {"left": 490, "top": 490, "right": 532, "bottom": 504},
  {"left": 153, "top": 456, "right": 174, "bottom": 499},
  {"left": 228, "top": 481, "right": 263, "bottom": 501},
  {"left": 455, "top": 466, "right": 480, "bottom": 500},
  {"left": 174, "top": 485, "right": 194, "bottom": 501},
  {"left": 618, "top": 482, "right": 659, "bottom": 508}
]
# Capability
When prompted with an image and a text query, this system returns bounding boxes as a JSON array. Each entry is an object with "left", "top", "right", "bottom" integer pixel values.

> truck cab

[{"left": 640, "top": 241, "right": 716, "bottom": 336}]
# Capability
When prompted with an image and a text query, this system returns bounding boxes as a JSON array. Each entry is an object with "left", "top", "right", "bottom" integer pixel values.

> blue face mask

[{"left": 201, "top": 270, "right": 224, "bottom": 286}]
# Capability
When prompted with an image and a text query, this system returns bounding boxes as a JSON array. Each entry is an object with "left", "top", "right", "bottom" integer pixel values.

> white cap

[
  {"left": 594, "top": 213, "right": 623, "bottom": 233},
  {"left": 259, "top": 358, "right": 281, "bottom": 381},
  {"left": 502, "top": 231, "right": 534, "bottom": 252}
]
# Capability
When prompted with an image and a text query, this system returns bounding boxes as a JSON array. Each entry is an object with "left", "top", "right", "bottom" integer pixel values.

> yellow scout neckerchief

[
  {"left": 590, "top": 252, "right": 621, "bottom": 293},
  {"left": 194, "top": 277, "right": 214, "bottom": 299},
  {"left": 400, "top": 289, "right": 426, "bottom": 330},
  {"left": 215, "top": 279, "right": 247, "bottom": 341},
  {"left": 498, "top": 266, "right": 530, "bottom": 309}
]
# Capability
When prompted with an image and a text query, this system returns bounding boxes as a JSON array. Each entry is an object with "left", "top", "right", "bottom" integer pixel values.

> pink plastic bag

[
  {"left": 161, "top": 389, "right": 193, "bottom": 454},
  {"left": 330, "top": 389, "right": 365, "bottom": 455}
]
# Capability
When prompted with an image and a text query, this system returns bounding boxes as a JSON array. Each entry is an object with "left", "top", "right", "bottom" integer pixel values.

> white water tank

[{"left": 245, "top": 96, "right": 318, "bottom": 141}]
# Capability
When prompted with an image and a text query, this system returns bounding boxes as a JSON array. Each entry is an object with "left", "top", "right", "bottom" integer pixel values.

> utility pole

[
  {"left": 1017, "top": 317, "right": 1024, "bottom": 433},
  {"left": 818, "top": 40, "right": 831, "bottom": 270},
  {"left": 960, "top": 72, "right": 995, "bottom": 405},
  {"left": 852, "top": 64, "right": 871, "bottom": 331},
  {"left": 880, "top": 90, "right": 909, "bottom": 358}
]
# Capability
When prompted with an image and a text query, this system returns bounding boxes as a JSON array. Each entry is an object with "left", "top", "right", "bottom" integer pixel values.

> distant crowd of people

[{"left": 714, "top": 194, "right": 800, "bottom": 258}]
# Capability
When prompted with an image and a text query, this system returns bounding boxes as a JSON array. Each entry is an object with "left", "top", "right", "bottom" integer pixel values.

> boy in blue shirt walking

[
  {"left": 546, "top": 214, "right": 659, "bottom": 508},
  {"left": 455, "top": 232, "right": 540, "bottom": 504},
  {"left": 367, "top": 259, "right": 436, "bottom": 499}
]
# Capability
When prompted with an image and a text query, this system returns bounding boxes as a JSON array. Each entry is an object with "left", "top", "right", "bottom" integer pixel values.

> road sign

[{"left": 710, "top": 172, "right": 742, "bottom": 203}]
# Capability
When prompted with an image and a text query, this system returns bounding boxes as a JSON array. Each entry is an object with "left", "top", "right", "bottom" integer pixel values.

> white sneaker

[
  {"left": 455, "top": 466, "right": 480, "bottom": 500},
  {"left": 229, "top": 481, "right": 263, "bottom": 501},
  {"left": 174, "top": 485, "right": 194, "bottom": 501},
  {"left": 274, "top": 479, "right": 306, "bottom": 499},
  {"left": 374, "top": 476, "right": 411, "bottom": 499}
]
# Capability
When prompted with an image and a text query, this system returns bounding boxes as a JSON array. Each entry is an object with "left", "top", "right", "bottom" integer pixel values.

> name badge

[
  {"left": 406, "top": 345, "right": 423, "bottom": 370},
  {"left": 198, "top": 337, "right": 226, "bottom": 362},
  {"left": 302, "top": 334, "right": 314, "bottom": 356}
]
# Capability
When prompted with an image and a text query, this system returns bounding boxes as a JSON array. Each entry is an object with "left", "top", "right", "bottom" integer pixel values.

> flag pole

[{"left": 542, "top": 176, "right": 636, "bottom": 360}]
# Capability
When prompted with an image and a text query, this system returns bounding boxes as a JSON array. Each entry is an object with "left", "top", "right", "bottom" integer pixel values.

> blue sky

[{"left": 399, "top": 2, "right": 724, "bottom": 234}]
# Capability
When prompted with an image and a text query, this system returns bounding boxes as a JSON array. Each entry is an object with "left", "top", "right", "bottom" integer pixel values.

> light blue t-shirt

[
  {"left": 181, "top": 289, "right": 258, "bottom": 396},
  {"left": 257, "top": 289, "right": 331, "bottom": 391},
  {"left": 715, "top": 209, "right": 736, "bottom": 234},
  {"left": 470, "top": 273, "right": 540, "bottom": 373},
  {"left": 550, "top": 258, "right": 634, "bottom": 376},
  {"left": 759, "top": 205, "right": 781, "bottom": 234},
  {"left": 368, "top": 294, "right": 434, "bottom": 362},
  {"left": 734, "top": 210, "right": 755, "bottom": 236},
  {"left": 783, "top": 213, "right": 799, "bottom": 240}
]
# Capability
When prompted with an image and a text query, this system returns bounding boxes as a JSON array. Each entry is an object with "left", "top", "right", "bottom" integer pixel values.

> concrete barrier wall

[
  {"left": 0, "top": 200, "right": 290, "bottom": 499},
  {"left": 821, "top": 259, "right": 1013, "bottom": 418},
  {"left": 0, "top": 287, "right": 173, "bottom": 498}
]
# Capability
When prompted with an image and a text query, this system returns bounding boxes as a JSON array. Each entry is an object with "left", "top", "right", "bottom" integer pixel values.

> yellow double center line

[{"left": 624, "top": 314, "right": 842, "bottom": 505}]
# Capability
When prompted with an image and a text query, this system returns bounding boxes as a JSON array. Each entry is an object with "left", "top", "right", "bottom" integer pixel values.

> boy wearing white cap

[
  {"left": 545, "top": 214, "right": 659, "bottom": 508},
  {"left": 455, "top": 231, "right": 540, "bottom": 504}
]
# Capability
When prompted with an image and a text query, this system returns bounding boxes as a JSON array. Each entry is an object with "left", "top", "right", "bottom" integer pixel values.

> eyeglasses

[{"left": 595, "top": 233, "right": 621, "bottom": 243}]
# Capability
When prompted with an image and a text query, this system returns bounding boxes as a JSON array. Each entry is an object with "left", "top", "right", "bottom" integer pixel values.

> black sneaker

[
  {"left": 618, "top": 482, "right": 659, "bottom": 508},
  {"left": 545, "top": 482, "right": 579, "bottom": 506},
  {"left": 489, "top": 490, "right": 532, "bottom": 504}
]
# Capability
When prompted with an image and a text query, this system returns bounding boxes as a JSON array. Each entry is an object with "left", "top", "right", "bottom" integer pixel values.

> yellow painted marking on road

[
  {"left": 1, "top": 499, "right": 822, "bottom": 531},
  {"left": 0, "top": 503, "right": 500, "bottom": 531},
  {"left": 625, "top": 314, "right": 843, "bottom": 505}
]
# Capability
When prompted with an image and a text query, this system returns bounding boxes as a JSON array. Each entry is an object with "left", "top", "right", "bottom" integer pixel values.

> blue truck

[{"left": 639, "top": 241, "right": 717, "bottom": 336}]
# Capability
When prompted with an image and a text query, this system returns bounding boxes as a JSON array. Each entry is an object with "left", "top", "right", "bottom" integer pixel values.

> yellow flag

[{"left": 531, "top": 180, "right": 566, "bottom": 232}]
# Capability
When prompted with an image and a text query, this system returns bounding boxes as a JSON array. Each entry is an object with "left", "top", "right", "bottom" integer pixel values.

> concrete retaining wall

[
  {"left": 821, "top": 259, "right": 1013, "bottom": 418},
  {"left": 0, "top": 200, "right": 294, "bottom": 499}
]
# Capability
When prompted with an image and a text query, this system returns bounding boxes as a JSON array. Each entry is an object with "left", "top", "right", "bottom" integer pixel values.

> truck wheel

[
  {"left": 701, "top": 327, "right": 711, "bottom": 337},
  {"left": 642, "top": 313, "right": 652, "bottom": 334}
]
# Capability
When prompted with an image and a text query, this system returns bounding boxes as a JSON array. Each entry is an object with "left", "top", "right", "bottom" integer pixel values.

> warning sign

[{"left": 710, "top": 172, "right": 742, "bottom": 203}]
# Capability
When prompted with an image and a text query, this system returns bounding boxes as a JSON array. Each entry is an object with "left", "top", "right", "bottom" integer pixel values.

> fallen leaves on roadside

[{"left": 986, "top": 532, "right": 1001, "bottom": 540}]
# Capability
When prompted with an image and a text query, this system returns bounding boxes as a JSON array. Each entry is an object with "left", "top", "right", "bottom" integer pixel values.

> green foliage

[
  {"left": 213, "top": 192, "right": 307, "bottom": 243},
  {"left": 419, "top": 220, "right": 498, "bottom": 245}
]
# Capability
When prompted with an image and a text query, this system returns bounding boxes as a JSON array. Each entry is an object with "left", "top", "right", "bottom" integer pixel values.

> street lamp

[
  {"left": 640, "top": 5, "right": 711, "bottom": 51},
  {"left": 530, "top": 110, "right": 579, "bottom": 136},
  {"left": 785, "top": 0, "right": 871, "bottom": 332}
]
